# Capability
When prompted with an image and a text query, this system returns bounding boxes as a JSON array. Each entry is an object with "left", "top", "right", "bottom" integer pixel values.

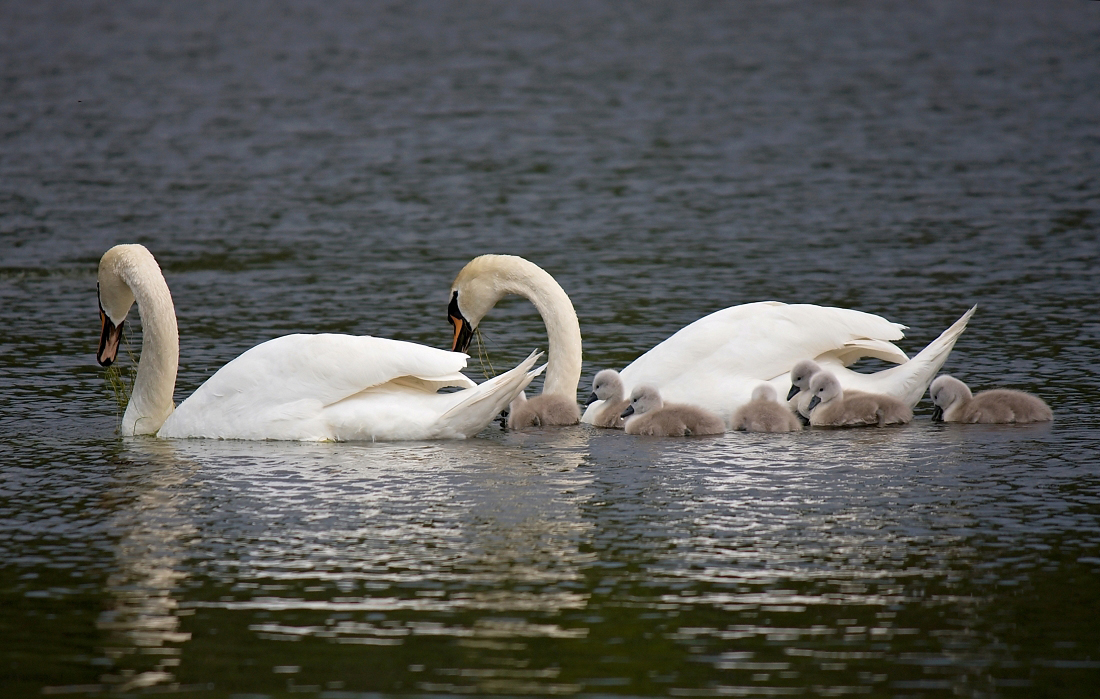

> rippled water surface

[{"left": 2, "top": 1, "right": 1099, "bottom": 696}]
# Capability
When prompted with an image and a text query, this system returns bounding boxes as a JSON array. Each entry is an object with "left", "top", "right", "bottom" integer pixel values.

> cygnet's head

[
  {"left": 586, "top": 369, "right": 623, "bottom": 406},
  {"left": 787, "top": 359, "right": 821, "bottom": 400},
  {"left": 806, "top": 371, "right": 842, "bottom": 412},
  {"left": 929, "top": 375, "right": 972, "bottom": 421},
  {"left": 751, "top": 383, "right": 779, "bottom": 403},
  {"left": 622, "top": 385, "right": 663, "bottom": 418}
]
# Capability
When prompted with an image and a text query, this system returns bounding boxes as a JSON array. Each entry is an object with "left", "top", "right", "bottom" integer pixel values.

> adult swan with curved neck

[
  {"left": 447, "top": 254, "right": 975, "bottom": 426},
  {"left": 448, "top": 255, "right": 582, "bottom": 427},
  {"left": 96, "top": 244, "right": 544, "bottom": 440}
]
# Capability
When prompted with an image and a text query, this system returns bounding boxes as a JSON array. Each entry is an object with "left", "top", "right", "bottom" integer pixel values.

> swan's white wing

[
  {"left": 620, "top": 302, "right": 905, "bottom": 387},
  {"left": 323, "top": 351, "right": 546, "bottom": 441},
  {"left": 586, "top": 302, "right": 909, "bottom": 423},
  {"left": 159, "top": 334, "right": 476, "bottom": 440}
]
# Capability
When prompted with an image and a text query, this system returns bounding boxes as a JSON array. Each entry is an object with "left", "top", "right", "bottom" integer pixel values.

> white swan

[
  {"left": 97, "top": 244, "right": 544, "bottom": 441},
  {"left": 447, "top": 255, "right": 976, "bottom": 426},
  {"left": 449, "top": 255, "right": 582, "bottom": 427},
  {"left": 929, "top": 375, "right": 1052, "bottom": 424}
]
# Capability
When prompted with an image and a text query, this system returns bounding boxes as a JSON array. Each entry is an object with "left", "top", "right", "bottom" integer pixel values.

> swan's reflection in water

[
  {"left": 92, "top": 420, "right": 1095, "bottom": 696},
  {"left": 96, "top": 439, "right": 198, "bottom": 692},
  {"left": 104, "top": 429, "right": 597, "bottom": 693}
]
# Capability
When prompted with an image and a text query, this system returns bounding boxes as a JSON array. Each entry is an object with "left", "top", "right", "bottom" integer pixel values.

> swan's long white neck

[
  {"left": 103, "top": 247, "right": 179, "bottom": 435},
  {"left": 461, "top": 256, "right": 582, "bottom": 400}
]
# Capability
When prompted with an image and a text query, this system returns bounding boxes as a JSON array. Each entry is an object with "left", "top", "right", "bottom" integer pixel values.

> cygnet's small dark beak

[
  {"left": 786, "top": 385, "right": 800, "bottom": 401},
  {"left": 585, "top": 392, "right": 599, "bottom": 406},
  {"left": 620, "top": 405, "right": 635, "bottom": 418},
  {"left": 931, "top": 405, "right": 944, "bottom": 422},
  {"left": 807, "top": 395, "right": 821, "bottom": 412}
]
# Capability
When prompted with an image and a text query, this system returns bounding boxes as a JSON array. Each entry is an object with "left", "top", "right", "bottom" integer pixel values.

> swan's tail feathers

[
  {"left": 869, "top": 306, "right": 977, "bottom": 408},
  {"left": 441, "top": 350, "right": 545, "bottom": 436}
]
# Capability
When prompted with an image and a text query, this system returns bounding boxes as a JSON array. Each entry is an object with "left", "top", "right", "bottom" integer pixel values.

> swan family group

[{"left": 96, "top": 244, "right": 1051, "bottom": 441}]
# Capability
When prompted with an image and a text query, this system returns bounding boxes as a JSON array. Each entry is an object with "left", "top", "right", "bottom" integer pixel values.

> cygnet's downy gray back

[
  {"left": 732, "top": 383, "right": 802, "bottom": 433},
  {"left": 622, "top": 385, "right": 725, "bottom": 437},
  {"left": 930, "top": 375, "right": 1052, "bottom": 424},
  {"left": 808, "top": 372, "right": 912, "bottom": 428}
]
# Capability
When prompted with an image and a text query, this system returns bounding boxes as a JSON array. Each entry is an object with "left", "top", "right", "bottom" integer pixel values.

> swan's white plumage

[
  {"left": 99, "top": 244, "right": 544, "bottom": 441},
  {"left": 585, "top": 303, "right": 974, "bottom": 425},
  {"left": 158, "top": 335, "right": 544, "bottom": 441}
]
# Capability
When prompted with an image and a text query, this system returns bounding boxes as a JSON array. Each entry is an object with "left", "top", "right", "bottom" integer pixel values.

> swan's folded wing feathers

[
  {"left": 621, "top": 303, "right": 908, "bottom": 397},
  {"left": 439, "top": 356, "right": 546, "bottom": 422},
  {"left": 173, "top": 334, "right": 473, "bottom": 422},
  {"left": 829, "top": 338, "right": 911, "bottom": 366}
]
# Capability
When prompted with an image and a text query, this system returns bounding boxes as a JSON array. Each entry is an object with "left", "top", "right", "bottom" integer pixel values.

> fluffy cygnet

[
  {"left": 786, "top": 359, "right": 822, "bottom": 421},
  {"left": 585, "top": 369, "right": 630, "bottom": 429},
  {"left": 807, "top": 372, "right": 912, "bottom": 428},
  {"left": 929, "top": 375, "right": 1052, "bottom": 424},
  {"left": 731, "top": 384, "right": 803, "bottom": 433},
  {"left": 507, "top": 391, "right": 581, "bottom": 429},
  {"left": 621, "top": 385, "right": 726, "bottom": 437}
]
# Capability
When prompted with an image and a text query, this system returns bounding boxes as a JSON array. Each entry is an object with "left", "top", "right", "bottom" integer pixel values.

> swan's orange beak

[
  {"left": 97, "top": 304, "right": 124, "bottom": 367},
  {"left": 448, "top": 291, "right": 473, "bottom": 353},
  {"left": 450, "top": 315, "right": 472, "bottom": 353}
]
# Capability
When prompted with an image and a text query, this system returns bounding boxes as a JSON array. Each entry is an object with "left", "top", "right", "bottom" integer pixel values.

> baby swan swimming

[
  {"left": 786, "top": 359, "right": 875, "bottom": 423},
  {"left": 621, "top": 385, "right": 726, "bottom": 437},
  {"left": 731, "top": 384, "right": 803, "bottom": 432},
  {"left": 929, "top": 375, "right": 1052, "bottom": 424},
  {"left": 786, "top": 359, "right": 823, "bottom": 422},
  {"left": 807, "top": 372, "right": 912, "bottom": 428},
  {"left": 507, "top": 391, "right": 581, "bottom": 429},
  {"left": 585, "top": 369, "right": 630, "bottom": 429}
]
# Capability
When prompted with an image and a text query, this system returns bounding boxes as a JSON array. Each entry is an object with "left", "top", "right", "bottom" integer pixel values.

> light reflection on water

[{"left": 38, "top": 421, "right": 1088, "bottom": 695}]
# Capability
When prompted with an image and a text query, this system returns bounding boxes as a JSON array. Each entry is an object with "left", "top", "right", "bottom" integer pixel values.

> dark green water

[{"left": 2, "top": 1, "right": 1099, "bottom": 697}]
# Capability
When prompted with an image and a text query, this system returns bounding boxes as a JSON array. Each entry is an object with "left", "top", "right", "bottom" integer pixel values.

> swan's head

[
  {"left": 587, "top": 369, "right": 623, "bottom": 405},
  {"left": 751, "top": 383, "right": 779, "bottom": 403},
  {"left": 929, "top": 375, "right": 971, "bottom": 422},
  {"left": 96, "top": 244, "right": 151, "bottom": 366},
  {"left": 448, "top": 255, "right": 520, "bottom": 352},
  {"left": 622, "top": 385, "right": 663, "bottom": 418},
  {"left": 787, "top": 359, "right": 821, "bottom": 401},
  {"left": 806, "top": 371, "right": 841, "bottom": 413}
]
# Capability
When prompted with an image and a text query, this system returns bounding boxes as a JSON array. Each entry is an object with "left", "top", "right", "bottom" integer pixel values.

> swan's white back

[{"left": 157, "top": 336, "right": 545, "bottom": 441}]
